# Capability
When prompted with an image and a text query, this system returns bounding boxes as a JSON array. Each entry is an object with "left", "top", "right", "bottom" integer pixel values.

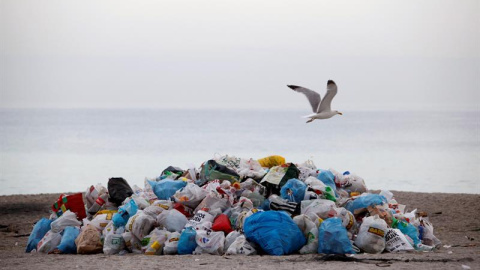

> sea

[{"left": 0, "top": 109, "right": 479, "bottom": 195}]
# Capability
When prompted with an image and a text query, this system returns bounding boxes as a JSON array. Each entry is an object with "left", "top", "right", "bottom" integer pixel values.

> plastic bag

[
  {"left": 194, "top": 229, "right": 225, "bottom": 255},
  {"left": 185, "top": 209, "right": 214, "bottom": 228},
  {"left": 143, "top": 205, "right": 166, "bottom": 218},
  {"left": 243, "top": 211, "right": 306, "bottom": 256},
  {"left": 354, "top": 215, "right": 387, "bottom": 254},
  {"left": 144, "top": 229, "right": 168, "bottom": 255},
  {"left": 393, "top": 219, "right": 421, "bottom": 247},
  {"left": 268, "top": 194, "right": 298, "bottom": 216},
  {"left": 385, "top": 228, "right": 414, "bottom": 252},
  {"left": 211, "top": 214, "right": 233, "bottom": 234},
  {"left": 122, "top": 231, "right": 142, "bottom": 254},
  {"left": 226, "top": 235, "right": 257, "bottom": 255},
  {"left": 420, "top": 218, "right": 441, "bottom": 248},
  {"left": 156, "top": 209, "right": 188, "bottom": 232},
  {"left": 345, "top": 194, "right": 387, "bottom": 215},
  {"left": 148, "top": 179, "right": 187, "bottom": 200},
  {"left": 177, "top": 227, "right": 198, "bottom": 255},
  {"left": 126, "top": 212, "right": 155, "bottom": 240},
  {"left": 52, "top": 193, "right": 87, "bottom": 220},
  {"left": 112, "top": 199, "right": 138, "bottom": 228},
  {"left": 316, "top": 170, "right": 337, "bottom": 196},
  {"left": 37, "top": 230, "right": 62, "bottom": 253},
  {"left": 237, "top": 158, "right": 266, "bottom": 180},
  {"left": 194, "top": 190, "right": 232, "bottom": 214},
  {"left": 304, "top": 176, "right": 336, "bottom": 202},
  {"left": 75, "top": 224, "right": 103, "bottom": 254},
  {"left": 198, "top": 159, "right": 240, "bottom": 186},
  {"left": 172, "top": 183, "right": 208, "bottom": 209},
  {"left": 103, "top": 225, "right": 126, "bottom": 255},
  {"left": 260, "top": 163, "right": 300, "bottom": 196},
  {"left": 257, "top": 155, "right": 285, "bottom": 168},
  {"left": 89, "top": 210, "right": 116, "bottom": 231},
  {"left": 280, "top": 178, "right": 307, "bottom": 203},
  {"left": 293, "top": 214, "right": 318, "bottom": 254},
  {"left": 50, "top": 210, "right": 82, "bottom": 233},
  {"left": 163, "top": 231, "right": 181, "bottom": 255},
  {"left": 124, "top": 194, "right": 150, "bottom": 210},
  {"left": 317, "top": 217, "right": 355, "bottom": 254},
  {"left": 26, "top": 218, "right": 53, "bottom": 252},
  {"left": 56, "top": 226, "right": 80, "bottom": 254},
  {"left": 301, "top": 199, "right": 336, "bottom": 220},
  {"left": 224, "top": 231, "right": 242, "bottom": 253},
  {"left": 108, "top": 177, "right": 134, "bottom": 206}
]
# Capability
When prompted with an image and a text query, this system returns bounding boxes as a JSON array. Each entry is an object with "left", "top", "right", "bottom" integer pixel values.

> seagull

[{"left": 287, "top": 80, "right": 342, "bottom": 123}]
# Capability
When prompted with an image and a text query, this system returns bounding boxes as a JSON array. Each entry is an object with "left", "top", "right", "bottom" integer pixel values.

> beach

[{"left": 0, "top": 191, "right": 478, "bottom": 270}]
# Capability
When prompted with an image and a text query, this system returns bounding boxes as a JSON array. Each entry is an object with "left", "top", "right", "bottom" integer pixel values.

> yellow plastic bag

[{"left": 258, "top": 155, "right": 286, "bottom": 168}]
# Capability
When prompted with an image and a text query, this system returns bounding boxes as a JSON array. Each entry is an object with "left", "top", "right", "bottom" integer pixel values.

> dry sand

[{"left": 0, "top": 191, "right": 479, "bottom": 270}]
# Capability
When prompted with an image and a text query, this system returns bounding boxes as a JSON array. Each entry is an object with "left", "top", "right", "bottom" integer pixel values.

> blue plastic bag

[
  {"left": 148, "top": 179, "right": 187, "bottom": 200},
  {"left": 244, "top": 211, "right": 306, "bottom": 256},
  {"left": 280, "top": 178, "right": 307, "bottom": 203},
  {"left": 345, "top": 194, "right": 387, "bottom": 214},
  {"left": 318, "top": 217, "right": 355, "bottom": 254},
  {"left": 177, "top": 227, "right": 197, "bottom": 254},
  {"left": 396, "top": 220, "right": 421, "bottom": 247},
  {"left": 57, "top": 226, "right": 80, "bottom": 254},
  {"left": 317, "top": 170, "right": 338, "bottom": 196},
  {"left": 26, "top": 218, "right": 53, "bottom": 252},
  {"left": 112, "top": 199, "right": 138, "bottom": 228}
]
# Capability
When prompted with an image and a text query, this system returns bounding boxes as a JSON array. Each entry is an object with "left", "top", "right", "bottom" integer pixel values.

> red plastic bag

[
  {"left": 52, "top": 193, "right": 86, "bottom": 220},
  {"left": 212, "top": 214, "right": 233, "bottom": 234},
  {"left": 173, "top": 202, "right": 193, "bottom": 218}
]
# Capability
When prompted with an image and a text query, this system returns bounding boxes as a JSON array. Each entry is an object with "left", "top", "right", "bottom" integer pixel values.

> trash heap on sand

[{"left": 26, "top": 155, "right": 442, "bottom": 256}]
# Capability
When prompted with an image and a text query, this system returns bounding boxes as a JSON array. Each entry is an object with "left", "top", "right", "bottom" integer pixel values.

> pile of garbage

[{"left": 26, "top": 155, "right": 442, "bottom": 256}]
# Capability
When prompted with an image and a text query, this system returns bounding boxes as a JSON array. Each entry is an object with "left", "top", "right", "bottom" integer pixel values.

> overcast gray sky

[{"left": 1, "top": 0, "right": 479, "bottom": 110}]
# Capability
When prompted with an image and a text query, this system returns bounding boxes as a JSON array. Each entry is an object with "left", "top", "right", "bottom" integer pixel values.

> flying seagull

[{"left": 287, "top": 80, "right": 342, "bottom": 123}]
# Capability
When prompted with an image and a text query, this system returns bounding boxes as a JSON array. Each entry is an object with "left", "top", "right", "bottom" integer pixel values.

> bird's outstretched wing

[
  {"left": 317, "top": 80, "right": 337, "bottom": 113},
  {"left": 287, "top": 85, "right": 321, "bottom": 113}
]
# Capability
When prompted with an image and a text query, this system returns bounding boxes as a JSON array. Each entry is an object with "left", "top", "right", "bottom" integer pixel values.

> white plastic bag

[
  {"left": 237, "top": 158, "right": 266, "bottom": 180},
  {"left": 293, "top": 214, "right": 318, "bottom": 254},
  {"left": 385, "top": 228, "right": 414, "bottom": 252},
  {"left": 103, "top": 228, "right": 125, "bottom": 255},
  {"left": 143, "top": 229, "right": 168, "bottom": 255},
  {"left": 126, "top": 212, "right": 156, "bottom": 240},
  {"left": 89, "top": 211, "right": 115, "bottom": 231},
  {"left": 37, "top": 230, "right": 62, "bottom": 253},
  {"left": 156, "top": 209, "right": 188, "bottom": 232},
  {"left": 122, "top": 231, "right": 142, "bottom": 254},
  {"left": 224, "top": 231, "right": 242, "bottom": 253},
  {"left": 50, "top": 210, "right": 82, "bottom": 233},
  {"left": 185, "top": 210, "right": 214, "bottom": 228},
  {"left": 173, "top": 183, "right": 208, "bottom": 209},
  {"left": 163, "top": 231, "right": 180, "bottom": 255},
  {"left": 143, "top": 205, "right": 166, "bottom": 218},
  {"left": 194, "top": 229, "right": 225, "bottom": 255},
  {"left": 301, "top": 199, "right": 336, "bottom": 220},
  {"left": 354, "top": 215, "right": 388, "bottom": 254},
  {"left": 225, "top": 235, "right": 257, "bottom": 255}
]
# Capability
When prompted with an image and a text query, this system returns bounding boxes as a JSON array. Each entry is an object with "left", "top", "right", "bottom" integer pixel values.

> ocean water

[{"left": 0, "top": 109, "right": 479, "bottom": 195}]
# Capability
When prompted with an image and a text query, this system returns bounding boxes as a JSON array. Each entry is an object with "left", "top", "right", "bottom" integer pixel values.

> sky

[{"left": 1, "top": 0, "right": 479, "bottom": 111}]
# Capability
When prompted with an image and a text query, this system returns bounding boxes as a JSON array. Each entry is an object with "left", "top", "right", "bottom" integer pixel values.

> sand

[{"left": 0, "top": 191, "right": 479, "bottom": 270}]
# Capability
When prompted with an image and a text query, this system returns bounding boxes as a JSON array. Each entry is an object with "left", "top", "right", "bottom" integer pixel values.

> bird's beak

[{"left": 338, "top": 112, "right": 343, "bottom": 115}]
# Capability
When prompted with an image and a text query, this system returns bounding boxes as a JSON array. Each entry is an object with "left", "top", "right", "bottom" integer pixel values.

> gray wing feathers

[
  {"left": 287, "top": 85, "right": 321, "bottom": 113},
  {"left": 318, "top": 81, "right": 337, "bottom": 113}
]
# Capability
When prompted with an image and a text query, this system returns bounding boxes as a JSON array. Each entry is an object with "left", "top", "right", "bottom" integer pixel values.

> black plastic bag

[{"left": 108, "top": 177, "right": 134, "bottom": 206}]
